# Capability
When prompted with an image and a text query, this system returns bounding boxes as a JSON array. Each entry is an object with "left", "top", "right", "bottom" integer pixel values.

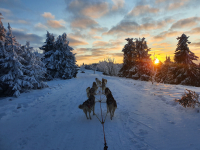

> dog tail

[{"left": 78, "top": 104, "right": 84, "bottom": 109}]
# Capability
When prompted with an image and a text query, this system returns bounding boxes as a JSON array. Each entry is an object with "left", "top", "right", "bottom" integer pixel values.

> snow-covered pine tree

[
  {"left": 119, "top": 38, "right": 136, "bottom": 77},
  {"left": 40, "top": 31, "right": 55, "bottom": 80},
  {"left": 0, "top": 13, "right": 6, "bottom": 61},
  {"left": 0, "top": 23, "right": 33, "bottom": 97},
  {"left": 119, "top": 37, "right": 152, "bottom": 81},
  {"left": 0, "top": 13, "right": 6, "bottom": 42},
  {"left": 0, "top": 13, "right": 6, "bottom": 95},
  {"left": 171, "top": 34, "right": 200, "bottom": 86},
  {"left": 21, "top": 41, "right": 47, "bottom": 89},
  {"left": 174, "top": 34, "right": 198, "bottom": 64},
  {"left": 43, "top": 33, "right": 78, "bottom": 79}
]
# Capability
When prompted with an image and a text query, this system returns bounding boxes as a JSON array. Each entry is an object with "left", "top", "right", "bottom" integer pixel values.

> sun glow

[{"left": 154, "top": 58, "right": 159, "bottom": 64}]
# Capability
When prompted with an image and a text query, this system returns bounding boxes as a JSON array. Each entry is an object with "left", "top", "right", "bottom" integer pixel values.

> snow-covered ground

[{"left": 0, "top": 70, "right": 200, "bottom": 150}]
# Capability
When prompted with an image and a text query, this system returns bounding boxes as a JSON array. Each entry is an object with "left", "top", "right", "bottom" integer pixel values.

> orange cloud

[
  {"left": 81, "top": 2, "right": 109, "bottom": 19},
  {"left": 128, "top": 5, "right": 159, "bottom": 16},
  {"left": 167, "top": 0, "right": 189, "bottom": 10},
  {"left": 186, "top": 27, "right": 200, "bottom": 35},
  {"left": 71, "top": 18, "right": 98, "bottom": 29},
  {"left": 35, "top": 23, "right": 48, "bottom": 30},
  {"left": 68, "top": 37, "right": 89, "bottom": 47},
  {"left": 42, "top": 12, "right": 55, "bottom": 19},
  {"left": 47, "top": 19, "right": 66, "bottom": 29}
]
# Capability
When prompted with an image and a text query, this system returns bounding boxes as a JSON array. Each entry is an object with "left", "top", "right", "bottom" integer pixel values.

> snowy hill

[{"left": 0, "top": 70, "right": 200, "bottom": 150}]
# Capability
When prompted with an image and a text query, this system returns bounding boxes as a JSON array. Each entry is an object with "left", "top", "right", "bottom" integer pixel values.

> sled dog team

[{"left": 79, "top": 78, "right": 117, "bottom": 120}]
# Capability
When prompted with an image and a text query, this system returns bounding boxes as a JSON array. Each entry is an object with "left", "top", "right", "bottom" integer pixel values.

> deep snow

[{"left": 0, "top": 70, "right": 200, "bottom": 150}]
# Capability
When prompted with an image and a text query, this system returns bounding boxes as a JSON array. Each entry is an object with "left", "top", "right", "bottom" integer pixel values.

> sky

[{"left": 0, "top": 0, "right": 200, "bottom": 65}]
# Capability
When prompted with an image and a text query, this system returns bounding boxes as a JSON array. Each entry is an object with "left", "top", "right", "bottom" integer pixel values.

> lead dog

[
  {"left": 95, "top": 78, "right": 101, "bottom": 87},
  {"left": 105, "top": 88, "right": 117, "bottom": 120},
  {"left": 79, "top": 88, "right": 96, "bottom": 119},
  {"left": 102, "top": 78, "right": 107, "bottom": 94},
  {"left": 92, "top": 82, "right": 98, "bottom": 94}
]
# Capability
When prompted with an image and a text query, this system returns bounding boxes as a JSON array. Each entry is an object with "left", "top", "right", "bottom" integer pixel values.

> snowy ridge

[{"left": 0, "top": 70, "right": 200, "bottom": 150}]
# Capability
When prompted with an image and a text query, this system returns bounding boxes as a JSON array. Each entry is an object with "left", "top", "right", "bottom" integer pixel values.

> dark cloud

[
  {"left": 153, "top": 30, "right": 183, "bottom": 41},
  {"left": 12, "top": 30, "right": 44, "bottom": 48},
  {"left": 170, "top": 17, "right": 200, "bottom": 29},
  {"left": 103, "top": 18, "right": 173, "bottom": 36},
  {"left": 103, "top": 20, "right": 139, "bottom": 36}
]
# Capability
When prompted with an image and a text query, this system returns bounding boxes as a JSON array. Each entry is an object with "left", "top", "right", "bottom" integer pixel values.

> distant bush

[{"left": 97, "top": 58, "right": 122, "bottom": 76}]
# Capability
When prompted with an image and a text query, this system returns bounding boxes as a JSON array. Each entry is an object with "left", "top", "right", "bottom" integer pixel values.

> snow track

[{"left": 0, "top": 70, "right": 200, "bottom": 150}]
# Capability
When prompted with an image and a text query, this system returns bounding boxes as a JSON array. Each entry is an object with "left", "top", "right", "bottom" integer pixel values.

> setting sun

[{"left": 154, "top": 58, "right": 159, "bottom": 64}]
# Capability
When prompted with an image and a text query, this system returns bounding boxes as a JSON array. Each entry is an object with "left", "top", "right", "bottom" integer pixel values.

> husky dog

[
  {"left": 105, "top": 88, "right": 117, "bottom": 120},
  {"left": 79, "top": 88, "right": 96, "bottom": 119},
  {"left": 95, "top": 78, "right": 102, "bottom": 87},
  {"left": 92, "top": 82, "right": 98, "bottom": 94},
  {"left": 102, "top": 78, "right": 107, "bottom": 94},
  {"left": 86, "top": 87, "right": 90, "bottom": 98}
]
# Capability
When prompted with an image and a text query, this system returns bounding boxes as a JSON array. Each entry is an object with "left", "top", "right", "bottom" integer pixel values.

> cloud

[
  {"left": 155, "top": 0, "right": 167, "bottom": 3},
  {"left": 70, "top": 17, "right": 98, "bottom": 29},
  {"left": 186, "top": 27, "right": 200, "bottom": 35},
  {"left": 103, "top": 18, "right": 173, "bottom": 37},
  {"left": 3, "top": 19, "right": 29, "bottom": 24},
  {"left": 42, "top": 12, "right": 55, "bottom": 19},
  {"left": 128, "top": 5, "right": 159, "bottom": 16},
  {"left": 111, "top": 0, "right": 125, "bottom": 10},
  {"left": 34, "top": 23, "right": 48, "bottom": 30},
  {"left": 191, "top": 42, "right": 200, "bottom": 47},
  {"left": 170, "top": 17, "right": 200, "bottom": 29},
  {"left": 12, "top": 30, "right": 43, "bottom": 47},
  {"left": 0, "top": 8, "right": 12, "bottom": 16},
  {"left": 81, "top": 2, "right": 109, "bottom": 19},
  {"left": 153, "top": 30, "right": 183, "bottom": 41},
  {"left": 88, "top": 27, "right": 108, "bottom": 35},
  {"left": 103, "top": 20, "right": 139, "bottom": 36},
  {"left": 68, "top": 36, "right": 89, "bottom": 47},
  {"left": 167, "top": 1, "right": 188, "bottom": 10},
  {"left": 93, "top": 41, "right": 109, "bottom": 47},
  {"left": 93, "top": 36, "right": 102, "bottom": 40},
  {"left": 92, "top": 39, "right": 125, "bottom": 48},
  {"left": 47, "top": 19, "right": 66, "bottom": 29}
]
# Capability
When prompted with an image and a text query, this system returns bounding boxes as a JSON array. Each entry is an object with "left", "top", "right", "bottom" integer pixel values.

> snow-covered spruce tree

[
  {"left": 0, "top": 13, "right": 6, "bottom": 42},
  {"left": 0, "top": 13, "right": 6, "bottom": 95},
  {"left": 0, "top": 13, "right": 6, "bottom": 61},
  {"left": 171, "top": 34, "right": 200, "bottom": 86},
  {"left": 42, "top": 33, "right": 78, "bottom": 79},
  {"left": 21, "top": 41, "right": 47, "bottom": 89},
  {"left": 119, "top": 38, "right": 136, "bottom": 77},
  {"left": 119, "top": 37, "right": 152, "bottom": 81},
  {"left": 0, "top": 23, "right": 35, "bottom": 97},
  {"left": 39, "top": 31, "right": 55, "bottom": 80}
]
